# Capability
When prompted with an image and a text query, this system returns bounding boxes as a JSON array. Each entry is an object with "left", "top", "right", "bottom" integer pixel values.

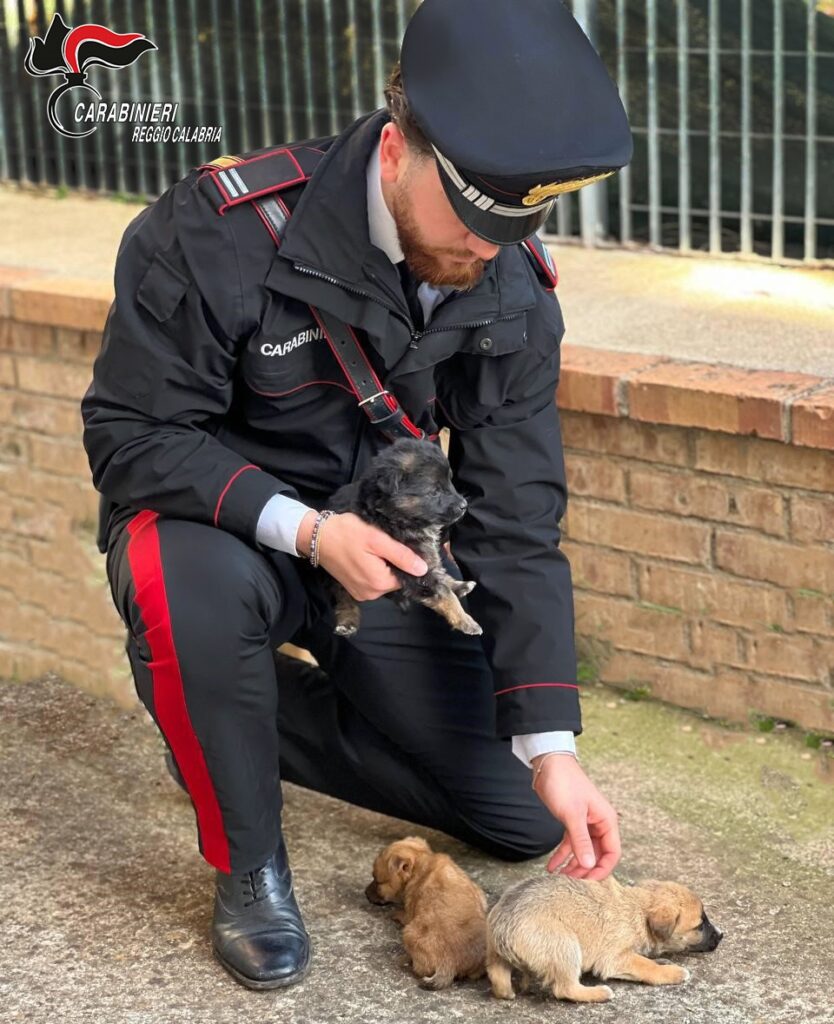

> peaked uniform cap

[{"left": 400, "top": 0, "right": 633, "bottom": 244}]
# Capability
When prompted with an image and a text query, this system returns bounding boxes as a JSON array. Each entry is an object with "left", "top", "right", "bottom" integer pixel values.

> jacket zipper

[{"left": 294, "top": 262, "right": 527, "bottom": 350}]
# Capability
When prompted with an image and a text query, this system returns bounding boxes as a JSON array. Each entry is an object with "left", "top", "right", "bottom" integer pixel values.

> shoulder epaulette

[
  {"left": 197, "top": 146, "right": 324, "bottom": 215},
  {"left": 522, "top": 234, "right": 559, "bottom": 290}
]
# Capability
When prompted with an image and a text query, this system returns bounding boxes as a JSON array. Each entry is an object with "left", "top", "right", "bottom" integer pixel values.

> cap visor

[{"left": 437, "top": 163, "right": 552, "bottom": 245}]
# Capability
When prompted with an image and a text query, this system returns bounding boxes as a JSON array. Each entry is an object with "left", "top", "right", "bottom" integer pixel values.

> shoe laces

[{"left": 240, "top": 862, "right": 271, "bottom": 907}]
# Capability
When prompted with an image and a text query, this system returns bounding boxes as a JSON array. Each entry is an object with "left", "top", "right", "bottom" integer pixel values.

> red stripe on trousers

[{"left": 126, "top": 509, "right": 231, "bottom": 873}]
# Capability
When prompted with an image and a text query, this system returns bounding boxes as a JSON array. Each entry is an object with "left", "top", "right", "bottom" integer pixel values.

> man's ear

[{"left": 379, "top": 120, "right": 408, "bottom": 185}]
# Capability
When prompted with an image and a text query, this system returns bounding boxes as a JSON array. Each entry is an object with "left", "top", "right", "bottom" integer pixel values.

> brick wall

[
  {"left": 559, "top": 348, "right": 834, "bottom": 735},
  {"left": 1, "top": 268, "right": 832, "bottom": 733}
]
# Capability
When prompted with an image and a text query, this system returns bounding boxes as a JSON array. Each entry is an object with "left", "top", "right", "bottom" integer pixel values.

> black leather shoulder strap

[{"left": 244, "top": 187, "right": 435, "bottom": 445}]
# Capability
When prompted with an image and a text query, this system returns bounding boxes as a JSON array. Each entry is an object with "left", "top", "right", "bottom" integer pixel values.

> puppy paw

[
  {"left": 459, "top": 616, "right": 483, "bottom": 636},
  {"left": 659, "top": 964, "right": 690, "bottom": 985},
  {"left": 458, "top": 580, "right": 477, "bottom": 596},
  {"left": 599, "top": 985, "right": 615, "bottom": 1001},
  {"left": 334, "top": 623, "right": 358, "bottom": 637}
]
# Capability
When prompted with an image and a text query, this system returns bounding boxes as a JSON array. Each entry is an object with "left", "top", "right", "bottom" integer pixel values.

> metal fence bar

[
  {"left": 346, "top": 0, "right": 362, "bottom": 121},
  {"left": 708, "top": 0, "right": 722, "bottom": 254},
  {"left": 804, "top": 0, "right": 817, "bottom": 262},
  {"left": 573, "top": 0, "right": 604, "bottom": 246},
  {"left": 370, "top": 0, "right": 385, "bottom": 110},
  {"left": 300, "top": 0, "right": 317, "bottom": 138},
  {"left": 615, "top": 0, "right": 631, "bottom": 245},
  {"left": 676, "top": 0, "right": 690, "bottom": 252},
  {"left": 322, "top": 0, "right": 339, "bottom": 135},
  {"left": 646, "top": 0, "right": 661, "bottom": 247},
  {"left": 772, "top": 0, "right": 785, "bottom": 260},
  {"left": 739, "top": 0, "right": 753, "bottom": 255}
]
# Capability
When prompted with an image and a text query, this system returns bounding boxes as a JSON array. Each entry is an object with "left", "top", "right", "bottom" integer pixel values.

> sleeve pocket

[{"left": 136, "top": 253, "right": 190, "bottom": 323}]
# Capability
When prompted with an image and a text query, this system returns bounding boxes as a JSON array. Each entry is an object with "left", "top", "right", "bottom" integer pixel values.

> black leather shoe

[{"left": 212, "top": 837, "right": 312, "bottom": 990}]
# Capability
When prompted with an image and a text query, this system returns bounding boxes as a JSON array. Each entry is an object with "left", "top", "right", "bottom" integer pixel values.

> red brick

[
  {"left": 0, "top": 390, "right": 83, "bottom": 437},
  {"left": 628, "top": 361, "right": 819, "bottom": 440},
  {"left": 55, "top": 327, "right": 87, "bottom": 362},
  {"left": 566, "top": 453, "right": 627, "bottom": 502},
  {"left": 566, "top": 501, "right": 711, "bottom": 564},
  {"left": 558, "top": 347, "right": 662, "bottom": 417},
  {"left": 689, "top": 621, "right": 745, "bottom": 670},
  {"left": 10, "top": 277, "right": 113, "bottom": 332},
  {"left": 637, "top": 562, "right": 791, "bottom": 630},
  {"left": 564, "top": 543, "right": 634, "bottom": 597},
  {"left": 792, "top": 383, "right": 834, "bottom": 451},
  {"left": 598, "top": 651, "right": 834, "bottom": 732},
  {"left": 0, "top": 557, "right": 120, "bottom": 639},
  {"left": 790, "top": 494, "right": 834, "bottom": 545},
  {"left": 0, "top": 266, "right": 48, "bottom": 319},
  {"left": 29, "top": 536, "right": 100, "bottom": 578},
  {"left": 0, "top": 466, "right": 98, "bottom": 523},
  {"left": 793, "top": 592, "right": 834, "bottom": 637},
  {"left": 0, "top": 428, "right": 28, "bottom": 464},
  {"left": 0, "top": 640, "right": 59, "bottom": 683},
  {"left": 629, "top": 467, "right": 785, "bottom": 535},
  {"left": 715, "top": 530, "right": 834, "bottom": 592},
  {"left": 745, "top": 630, "right": 827, "bottom": 684},
  {"left": 6, "top": 321, "right": 55, "bottom": 356},
  {"left": 562, "top": 411, "right": 691, "bottom": 467},
  {"left": 694, "top": 432, "right": 834, "bottom": 493},
  {"left": 7, "top": 496, "right": 66, "bottom": 541},
  {"left": 28, "top": 435, "right": 92, "bottom": 478},
  {"left": 575, "top": 592, "right": 689, "bottom": 659},
  {"left": 0, "top": 352, "right": 16, "bottom": 387},
  {"left": 15, "top": 355, "right": 92, "bottom": 401},
  {"left": 597, "top": 650, "right": 711, "bottom": 706}
]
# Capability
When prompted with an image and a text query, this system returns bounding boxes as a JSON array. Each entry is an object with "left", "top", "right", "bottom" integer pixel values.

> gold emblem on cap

[
  {"left": 206, "top": 154, "right": 243, "bottom": 169},
  {"left": 522, "top": 171, "right": 615, "bottom": 206}
]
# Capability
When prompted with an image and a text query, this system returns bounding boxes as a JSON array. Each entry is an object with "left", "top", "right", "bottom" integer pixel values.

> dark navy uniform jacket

[{"left": 81, "top": 108, "right": 581, "bottom": 741}]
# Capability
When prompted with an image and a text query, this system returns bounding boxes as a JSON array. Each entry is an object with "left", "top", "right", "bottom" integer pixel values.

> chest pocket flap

[{"left": 136, "top": 253, "right": 190, "bottom": 323}]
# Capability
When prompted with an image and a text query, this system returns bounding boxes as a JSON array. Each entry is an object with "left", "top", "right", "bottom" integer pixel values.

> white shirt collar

[{"left": 366, "top": 140, "right": 404, "bottom": 264}]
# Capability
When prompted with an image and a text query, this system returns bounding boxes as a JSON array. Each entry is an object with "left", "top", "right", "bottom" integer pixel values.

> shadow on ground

[{"left": 1, "top": 673, "right": 831, "bottom": 1024}]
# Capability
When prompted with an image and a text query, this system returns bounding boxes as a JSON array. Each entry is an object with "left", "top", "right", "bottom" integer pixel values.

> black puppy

[{"left": 322, "top": 438, "right": 482, "bottom": 637}]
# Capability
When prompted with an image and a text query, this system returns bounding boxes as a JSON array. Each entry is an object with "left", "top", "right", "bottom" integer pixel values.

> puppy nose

[{"left": 457, "top": 499, "right": 468, "bottom": 514}]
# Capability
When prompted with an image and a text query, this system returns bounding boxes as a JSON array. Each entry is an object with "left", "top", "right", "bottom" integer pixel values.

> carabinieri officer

[{"left": 82, "top": 0, "right": 632, "bottom": 991}]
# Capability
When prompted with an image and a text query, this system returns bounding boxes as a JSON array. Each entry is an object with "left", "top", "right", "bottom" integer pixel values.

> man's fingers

[
  {"left": 370, "top": 531, "right": 428, "bottom": 577},
  {"left": 563, "top": 816, "right": 596, "bottom": 870}
]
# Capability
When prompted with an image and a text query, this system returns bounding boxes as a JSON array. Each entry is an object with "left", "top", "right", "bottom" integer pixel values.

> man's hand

[
  {"left": 531, "top": 753, "right": 621, "bottom": 881},
  {"left": 297, "top": 510, "right": 428, "bottom": 601}
]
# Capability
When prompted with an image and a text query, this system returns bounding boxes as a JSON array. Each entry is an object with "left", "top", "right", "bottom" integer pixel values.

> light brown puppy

[
  {"left": 487, "top": 874, "right": 722, "bottom": 1003},
  {"left": 365, "top": 836, "right": 487, "bottom": 989}
]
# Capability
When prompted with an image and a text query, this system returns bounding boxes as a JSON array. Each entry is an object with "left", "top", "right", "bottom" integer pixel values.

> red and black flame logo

[{"left": 24, "top": 13, "right": 156, "bottom": 138}]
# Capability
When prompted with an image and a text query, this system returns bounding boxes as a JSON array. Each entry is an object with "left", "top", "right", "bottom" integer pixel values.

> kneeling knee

[{"left": 471, "top": 819, "right": 565, "bottom": 863}]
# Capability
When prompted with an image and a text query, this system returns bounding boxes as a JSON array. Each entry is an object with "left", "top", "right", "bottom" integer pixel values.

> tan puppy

[
  {"left": 487, "top": 874, "right": 722, "bottom": 1003},
  {"left": 365, "top": 836, "right": 487, "bottom": 989}
]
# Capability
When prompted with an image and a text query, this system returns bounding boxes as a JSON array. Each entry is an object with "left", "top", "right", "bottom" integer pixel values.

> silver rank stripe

[
  {"left": 219, "top": 166, "right": 249, "bottom": 198},
  {"left": 432, "top": 144, "right": 553, "bottom": 219}
]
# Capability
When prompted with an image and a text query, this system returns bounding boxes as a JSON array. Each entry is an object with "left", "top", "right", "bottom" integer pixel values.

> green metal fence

[{"left": 3, "top": 0, "right": 833, "bottom": 263}]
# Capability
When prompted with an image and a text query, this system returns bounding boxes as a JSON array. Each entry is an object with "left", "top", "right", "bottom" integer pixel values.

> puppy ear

[
  {"left": 646, "top": 893, "right": 682, "bottom": 941},
  {"left": 391, "top": 852, "right": 416, "bottom": 880}
]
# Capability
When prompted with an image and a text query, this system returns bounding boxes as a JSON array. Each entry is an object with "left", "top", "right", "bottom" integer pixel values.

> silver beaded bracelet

[{"left": 309, "top": 509, "right": 335, "bottom": 568}]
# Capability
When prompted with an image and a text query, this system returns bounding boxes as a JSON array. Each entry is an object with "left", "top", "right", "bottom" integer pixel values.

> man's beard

[{"left": 391, "top": 179, "right": 488, "bottom": 290}]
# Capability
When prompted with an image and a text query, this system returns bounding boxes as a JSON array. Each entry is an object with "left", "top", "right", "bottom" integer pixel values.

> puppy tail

[{"left": 418, "top": 966, "right": 456, "bottom": 990}]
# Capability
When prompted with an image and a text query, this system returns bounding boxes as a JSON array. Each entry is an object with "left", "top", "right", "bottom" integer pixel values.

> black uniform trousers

[{"left": 106, "top": 509, "right": 564, "bottom": 874}]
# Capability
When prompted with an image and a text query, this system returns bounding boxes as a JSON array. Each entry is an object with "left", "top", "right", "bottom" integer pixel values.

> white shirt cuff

[
  {"left": 511, "top": 731, "right": 577, "bottom": 769},
  {"left": 255, "top": 495, "right": 315, "bottom": 556}
]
